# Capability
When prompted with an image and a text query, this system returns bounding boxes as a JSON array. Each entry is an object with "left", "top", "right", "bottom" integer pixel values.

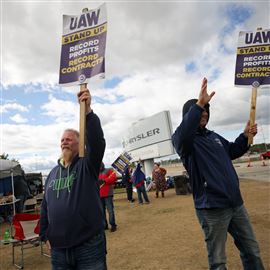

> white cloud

[
  {"left": 1, "top": 103, "right": 29, "bottom": 113},
  {"left": 18, "top": 154, "right": 59, "bottom": 175},
  {"left": 41, "top": 94, "right": 79, "bottom": 123},
  {"left": 0, "top": 121, "right": 77, "bottom": 171},
  {"left": 23, "top": 83, "right": 58, "bottom": 94},
  {"left": 10, "top": 113, "right": 28, "bottom": 123}
]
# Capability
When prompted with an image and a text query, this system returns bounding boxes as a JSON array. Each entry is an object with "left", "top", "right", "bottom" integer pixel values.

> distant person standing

[
  {"left": 172, "top": 77, "right": 264, "bottom": 270},
  {"left": 132, "top": 162, "right": 150, "bottom": 205},
  {"left": 152, "top": 163, "right": 167, "bottom": 198},
  {"left": 122, "top": 164, "right": 135, "bottom": 203},
  {"left": 14, "top": 172, "right": 32, "bottom": 213},
  {"left": 99, "top": 163, "right": 118, "bottom": 232}
]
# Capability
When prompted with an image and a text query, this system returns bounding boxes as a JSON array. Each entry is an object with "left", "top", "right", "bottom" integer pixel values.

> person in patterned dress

[{"left": 152, "top": 163, "right": 167, "bottom": 198}]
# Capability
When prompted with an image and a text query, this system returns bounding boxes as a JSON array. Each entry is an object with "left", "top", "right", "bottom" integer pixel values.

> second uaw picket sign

[{"left": 235, "top": 28, "right": 270, "bottom": 145}]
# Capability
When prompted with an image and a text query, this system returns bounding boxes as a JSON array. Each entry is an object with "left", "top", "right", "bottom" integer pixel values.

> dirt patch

[{"left": 0, "top": 180, "right": 269, "bottom": 270}]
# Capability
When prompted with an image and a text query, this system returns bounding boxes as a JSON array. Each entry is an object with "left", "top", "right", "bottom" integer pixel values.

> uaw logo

[
  {"left": 252, "top": 81, "right": 260, "bottom": 88},
  {"left": 78, "top": 74, "right": 86, "bottom": 83}
]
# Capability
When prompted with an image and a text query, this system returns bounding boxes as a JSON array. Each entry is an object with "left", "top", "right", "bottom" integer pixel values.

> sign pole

[
  {"left": 247, "top": 28, "right": 262, "bottom": 146},
  {"left": 248, "top": 83, "right": 258, "bottom": 145},
  {"left": 79, "top": 7, "right": 89, "bottom": 157},
  {"left": 79, "top": 82, "right": 87, "bottom": 157}
]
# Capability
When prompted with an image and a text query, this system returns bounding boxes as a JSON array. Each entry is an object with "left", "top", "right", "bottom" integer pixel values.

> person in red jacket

[{"left": 99, "top": 162, "right": 117, "bottom": 232}]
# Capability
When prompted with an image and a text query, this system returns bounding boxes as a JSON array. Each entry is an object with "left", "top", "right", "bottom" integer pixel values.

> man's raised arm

[{"left": 77, "top": 89, "right": 106, "bottom": 176}]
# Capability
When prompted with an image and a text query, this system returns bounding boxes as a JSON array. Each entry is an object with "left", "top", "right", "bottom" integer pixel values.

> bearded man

[{"left": 40, "top": 89, "right": 107, "bottom": 270}]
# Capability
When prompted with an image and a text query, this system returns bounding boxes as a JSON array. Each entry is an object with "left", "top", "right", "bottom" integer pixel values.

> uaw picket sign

[
  {"left": 112, "top": 152, "right": 132, "bottom": 175},
  {"left": 59, "top": 3, "right": 107, "bottom": 86},
  {"left": 58, "top": 4, "right": 107, "bottom": 157},
  {"left": 235, "top": 28, "right": 270, "bottom": 145},
  {"left": 235, "top": 29, "right": 270, "bottom": 87}
]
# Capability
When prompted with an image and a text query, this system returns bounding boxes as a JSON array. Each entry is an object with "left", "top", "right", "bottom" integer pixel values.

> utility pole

[{"left": 260, "top": 126, "right": 268, "bottom": 152}]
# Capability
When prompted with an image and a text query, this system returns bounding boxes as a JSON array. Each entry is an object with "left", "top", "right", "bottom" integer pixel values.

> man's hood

[{"left": 182, "top": 99, "right": 210, "bottom": 121}]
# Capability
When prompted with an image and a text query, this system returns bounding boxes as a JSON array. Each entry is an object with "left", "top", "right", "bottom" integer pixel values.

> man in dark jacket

[
  {"left": 172, "top": 78, "right": 264, "bottom": 270},
  {"left": 40, "top": 89, "right": 107, "bottom": 270},
  {"left": 14, "top": 172, "right": 32, "bottom": 213},
  {"left": 122, "top": 164, "right": 135, "bottom": 203}
]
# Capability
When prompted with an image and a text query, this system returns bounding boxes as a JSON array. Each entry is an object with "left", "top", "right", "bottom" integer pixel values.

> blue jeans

[
  {"left": 136, "top": 184, "right": 150, "bottom": 204},
  {"left": 101, "top": 196, "right": 117, "bottom": 228},
  {"left": 51, "top": 232, "right": 107, "bottom": 270},
  {"left": 196, "top": 205, "right": 264, "bottom": 270}
]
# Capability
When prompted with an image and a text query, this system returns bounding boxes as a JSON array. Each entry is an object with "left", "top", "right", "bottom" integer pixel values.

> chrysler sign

[
  {"left": 122, "top": 128, "right": 161, "bottom": 148},
  {"left": 122, "top": 111, "right": 174, "bottom": 159}
]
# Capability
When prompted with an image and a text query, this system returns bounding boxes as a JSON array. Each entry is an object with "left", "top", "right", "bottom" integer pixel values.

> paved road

[
  {"left": 165, "top": 160, "right": 270, "bottom": 182},
  {"left": 234, "top": 160, "right": 270, "bottom": 182}
]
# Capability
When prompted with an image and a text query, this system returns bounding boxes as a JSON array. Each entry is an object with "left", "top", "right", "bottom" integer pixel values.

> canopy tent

[{"left": 0, "top": 159, "right": 23, "bottom": 216}]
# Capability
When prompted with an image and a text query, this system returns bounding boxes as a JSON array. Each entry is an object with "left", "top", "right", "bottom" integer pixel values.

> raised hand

[
  {"left": 197, "top": 77, "right": 215, "bottom": 108},
  {"left": 77, "top": 88, "right": 92, "bottom": 114}
]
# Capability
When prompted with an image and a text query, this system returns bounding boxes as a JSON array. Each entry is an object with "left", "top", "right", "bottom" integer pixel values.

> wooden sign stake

[
  {"left": 79, "top": 83, "right": 87, "bottom": 157},
  {"left": 248, "top": 86, "right": 257, "bottom": 145},
  {"left": 79, "top": 7, "right": 89, "bottom": 157}
]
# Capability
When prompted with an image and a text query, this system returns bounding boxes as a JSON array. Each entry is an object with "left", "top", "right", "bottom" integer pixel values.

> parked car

[{"left": 261, "top": 151, "right": 270, "bottom": 160}]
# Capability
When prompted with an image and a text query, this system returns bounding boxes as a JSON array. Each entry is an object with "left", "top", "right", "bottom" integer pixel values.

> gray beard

[{"left": 62, "top": 149, "right": 73, "bottom": 165}]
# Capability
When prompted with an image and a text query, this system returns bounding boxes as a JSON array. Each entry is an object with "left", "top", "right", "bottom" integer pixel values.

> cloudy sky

[{"left": 1, "top": 0, "right": 269, "bottom": 174}]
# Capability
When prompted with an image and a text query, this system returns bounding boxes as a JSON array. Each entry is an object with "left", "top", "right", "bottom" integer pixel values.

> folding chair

[
  {"left": 34, "top": 193, "right": 44, "bottom": 212},
  {"left": 23, "top": 198, "right": 37, "bottom": 213},
  {"left": 12, "top": 213, "right": 47, "bottom": 269},
  {"left": 35, "top": 193, "right": 44, "bottom": 204}
]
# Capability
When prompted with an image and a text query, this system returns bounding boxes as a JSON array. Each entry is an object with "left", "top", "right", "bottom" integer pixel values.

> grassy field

[{"left": 0, "top": 179, "right": 269, "bottom": 270}]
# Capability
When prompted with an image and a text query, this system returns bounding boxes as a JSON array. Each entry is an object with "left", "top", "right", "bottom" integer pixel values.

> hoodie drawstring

[
  {"left": 56, "top": 165, "right": 71, "bottom": 199},
  {"left": 57, "top": 167, "right": 62, "bottom": 199},
  {"left": 67, "top": 166, "right": 71, "bottom": 193}
]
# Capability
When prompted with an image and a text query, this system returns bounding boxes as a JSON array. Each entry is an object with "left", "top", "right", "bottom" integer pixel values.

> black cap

[{"left": 182, "top": 99, "right": 210, "bottom": 119}]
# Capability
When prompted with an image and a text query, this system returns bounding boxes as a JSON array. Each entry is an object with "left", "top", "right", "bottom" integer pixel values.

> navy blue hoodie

[
  {"left": 40, "top": 111, "right": 105, "bottom": 248},
  {"left": 172, "top": 101, "right": 249, "bottom": 209},
  {"left": 132, "top": 164, "right": 145, "bottom": 187}
]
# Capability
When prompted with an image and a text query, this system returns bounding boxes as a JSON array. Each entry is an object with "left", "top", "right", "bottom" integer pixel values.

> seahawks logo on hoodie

[
  {"left": 48, "top": 169, "right": 77, "bottom": 198},
  {"left": 214, "top": 138, "right": 223, "bottom": 147}
]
